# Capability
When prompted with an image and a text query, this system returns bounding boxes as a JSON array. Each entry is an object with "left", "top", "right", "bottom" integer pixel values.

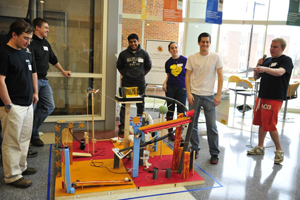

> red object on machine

[
  {"left": 186, "top": 110, "right": 195, "bottom": 117},
  {"left": 139, "top": 117, "right": 191, "bottom": 134}
]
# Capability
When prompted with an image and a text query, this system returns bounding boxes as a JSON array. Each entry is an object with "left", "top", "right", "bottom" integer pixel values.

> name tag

[
  {"left": 177, "top": 63, "right": 183, "bottom": 67},
  {"left": 138, "top": 58, "right": 144, "bottom": 63},
  {"left": 271, "top": 62, "right": 277, "bottom": 67},
  {"left": 43, "top": 46, "right": 49, "bottom": 51},
  {"left": 28, "top": 64, "right": 32, "bottom": 71}
]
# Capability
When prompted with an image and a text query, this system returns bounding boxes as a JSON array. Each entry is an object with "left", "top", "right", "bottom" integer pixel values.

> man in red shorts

[{"left": 247, "top": 38, "right": 293, "bottom": 164}]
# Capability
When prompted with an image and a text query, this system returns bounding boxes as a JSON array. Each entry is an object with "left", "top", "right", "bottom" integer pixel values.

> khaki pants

[{"left": 0, "top": 104, "right": 33, "bottom": 183}]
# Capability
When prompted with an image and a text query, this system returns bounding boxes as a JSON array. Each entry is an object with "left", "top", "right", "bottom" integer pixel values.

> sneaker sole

[
  {"left": 11, "top": 182, "right": 32, "bottom": 188},
  {"left": 274, "top": 159, "right": 283, "bottom": 164},
  {"left": 27, "top": 151, "right": 38, "bottom": 158},
  {"left": 247, "top": 152, "right": 264, "bottom": 155}
]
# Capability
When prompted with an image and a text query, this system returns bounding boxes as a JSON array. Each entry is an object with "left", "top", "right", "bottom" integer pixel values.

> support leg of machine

[
  {"left": 64, "top": 147, "right": 75, "bottom": 194},
  {"left": 132, "top": 137, "right": 141, "bottom": 178}
]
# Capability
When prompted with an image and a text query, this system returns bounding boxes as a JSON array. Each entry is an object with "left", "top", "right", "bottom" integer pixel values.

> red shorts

[{"left": 253, "top": 98, "right": 283, "bottom": 132}]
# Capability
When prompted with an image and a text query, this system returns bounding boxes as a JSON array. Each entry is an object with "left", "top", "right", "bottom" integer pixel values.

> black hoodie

[{"left": 117, "top": 44, "right": 152, "bottom": 86}]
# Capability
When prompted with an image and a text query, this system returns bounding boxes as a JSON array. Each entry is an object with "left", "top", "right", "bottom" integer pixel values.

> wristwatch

[{"left": 5, "top": 103, "right": 12, "bottom": 109}]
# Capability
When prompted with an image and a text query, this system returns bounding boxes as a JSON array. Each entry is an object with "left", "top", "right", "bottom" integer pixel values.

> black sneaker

[
  {"left": 27, "top": 147, "right": 38, "bottom": 158},
  {"left": 210, "top": 155, "right": 219, "bottom": 164},
  {"left": 22, "top": 167, "right": 37, "bottom": 175},
  {"left": 31, "top": 138, "right": 44, "bottom": 147},
  {"left": 9, "top": 177, "right": 32, "bottom": 188}
]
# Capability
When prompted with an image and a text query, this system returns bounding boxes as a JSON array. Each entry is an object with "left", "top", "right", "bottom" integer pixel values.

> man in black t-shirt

[
  {"left": 30, "top": 18, "right": 71, "bottom": 147},
  {"left": 0, "top": 20, "right": 39, "bottom": 160},
  {"left": 247, "top": 38, "right": 294, "bottom": 164},
  {"left": 0, "top": 19, "right": 38, "bottom": 188}
]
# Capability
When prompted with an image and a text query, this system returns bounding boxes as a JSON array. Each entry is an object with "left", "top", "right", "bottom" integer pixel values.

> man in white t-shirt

[{"left": 185, "top": 32, "right": 224, "bottom": 164}]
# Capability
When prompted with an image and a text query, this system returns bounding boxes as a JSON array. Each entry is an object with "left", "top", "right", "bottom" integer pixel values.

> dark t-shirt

[
  {"left": 0, "top": 45, "right": 33, "bottom": 106},
  {"left": 165, "top": 55, "right": 187, "bottom": 88},
  {"left": 258, "top": 55, "right": 294, "bottom": 100},
  {"left": 0, "top": 34, "right": 9, "bottom": 47},
  {"left": 30, "top": 34, "right": 58, "bottom": 79},
  {"left": 0, "top": 34, "right": 36, "bottom": 73}
]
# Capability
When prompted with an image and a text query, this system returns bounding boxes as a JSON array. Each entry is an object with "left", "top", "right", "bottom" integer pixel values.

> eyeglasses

[{"left": 23, "top": 37, "right": 33, "bottom": 42}]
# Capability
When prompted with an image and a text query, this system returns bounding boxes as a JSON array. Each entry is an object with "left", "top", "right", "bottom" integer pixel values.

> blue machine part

[{"left": 64, "top": 147, "right": 75, "bottom": 194}]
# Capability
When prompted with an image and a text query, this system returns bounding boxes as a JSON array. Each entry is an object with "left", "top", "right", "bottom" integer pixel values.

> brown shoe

[
  {"left": 9, "top": 177, "right": 32, "bottom": 188},
  {"left": 22, "top": 167, "right": 37, "bottom": 175},
  {"left": 31, "top": 138, "right": 44, "bottom": 147}
]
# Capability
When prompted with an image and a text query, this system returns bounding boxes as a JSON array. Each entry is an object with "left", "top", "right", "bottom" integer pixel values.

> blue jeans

[
  {"left": 189, "top": 94, "right": 219, "bottom": 156},
  {"left": 32, "top": 79, "right": 55, "bottom": 140},
  {"left": 165, "top": 86, "right": 187, "bottom": 118}
]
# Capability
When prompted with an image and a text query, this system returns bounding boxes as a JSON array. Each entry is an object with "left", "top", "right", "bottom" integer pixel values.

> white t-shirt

[{"left": 185, "top": 52, "right": 223, "bottom": 96}]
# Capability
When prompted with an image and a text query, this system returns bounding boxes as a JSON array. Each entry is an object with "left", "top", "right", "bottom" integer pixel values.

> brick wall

[
  {"left": 122, "top": 19, "right": 179, "bottom": 49},
  {"left": 123, "top": 0, "right": 164, "bottom": 16},
  {"left": 121, "top": 19, "right": 143, "bottom": 48},
  {"left": 122, "top": 0, "right": 179, "bottom": 49}
]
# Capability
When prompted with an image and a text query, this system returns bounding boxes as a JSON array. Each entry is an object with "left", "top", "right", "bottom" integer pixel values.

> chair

[
  {"left": 227, "top": 75, "right": 240, "bottom": 90},
  {"left": 248, "top": 77, "right": 255, "bottom": 82},
  {"left": 235, "top": 79, "right": 255, "bottom": 117},
  {"left": 282, "top": 82, "right": 300, "bottom": 121},
  {"left": 227, "top": 75, "right": 246, "bottom": 110}
]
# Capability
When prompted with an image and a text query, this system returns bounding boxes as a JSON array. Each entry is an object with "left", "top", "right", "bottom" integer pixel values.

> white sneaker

[
  {"left": 247, "top": 146, "right": 265, "bottom": 155},
  {"left": 274, "top": 150, "right": 284, "bottom": 164}
]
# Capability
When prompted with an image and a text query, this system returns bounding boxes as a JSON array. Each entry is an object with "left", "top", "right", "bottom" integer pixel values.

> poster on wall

[
  {"left": 163, "top": 0, "right": 183, "bottom": 22},
  {"left": 205, "top": 0, "right": 223, "bottom": 25},
  {"left": 145, "top": 40, "right": 171, "bottom": 85},
  {"left": 287, "top": 0, "right": 300, "bottom": 26}
]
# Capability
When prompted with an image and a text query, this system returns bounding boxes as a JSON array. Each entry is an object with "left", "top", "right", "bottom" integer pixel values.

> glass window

[
  {"left": 43, "top": 0, "right": 104, "bottom": 117},
  {"left": 0, "top": 0, "right": 105, "bottom": 119},
  {"left": 185, "top": 23, "right": 218, "bottom": 57},
  {"left": 189, "top": 0, "right": 207, "bottom": 19},
  {"left": 218, "top": 24, "right": 266, "bottom": 74},
  {"left": 223, "top": 0, "right": 269, "bottom": 20},
  {"left": 268, "top": 0, "right": 290, "bottom": 21},
  {"left": 266, "top": 25, "right": 300, "bottom": 79},
  {"left": 49, "top": 77, "right": 102, "bottom": 116},
  {"left": 43, "top": 2, "right": 103, "bottom": 74}
]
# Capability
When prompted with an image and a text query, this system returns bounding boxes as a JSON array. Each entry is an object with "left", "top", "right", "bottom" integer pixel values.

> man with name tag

[
  {"left": 116, "top": 33, "right": 152, "bottom": 137},
  {"left": 247, "top": 38, "right": 294, "bottom": 164},
  {"left": 0, "top": 19, "right": 38, "bottom": 188},
  {"left": 0, "top": 18, "right": 39, "bottom": 159},
  {"left": 185, "top": 32, "right": 224, "bottom": 164},
  {"left": 30, "top": 18, "right": 71, "bottom": 147}
]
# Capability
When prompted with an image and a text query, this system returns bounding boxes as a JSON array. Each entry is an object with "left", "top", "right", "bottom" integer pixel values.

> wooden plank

[
  {"left": 72, "top": 152, "right": 92, "bottom": 157},
  {"left": 72, "top": 180, "right": 133, "bottom": 187}
]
